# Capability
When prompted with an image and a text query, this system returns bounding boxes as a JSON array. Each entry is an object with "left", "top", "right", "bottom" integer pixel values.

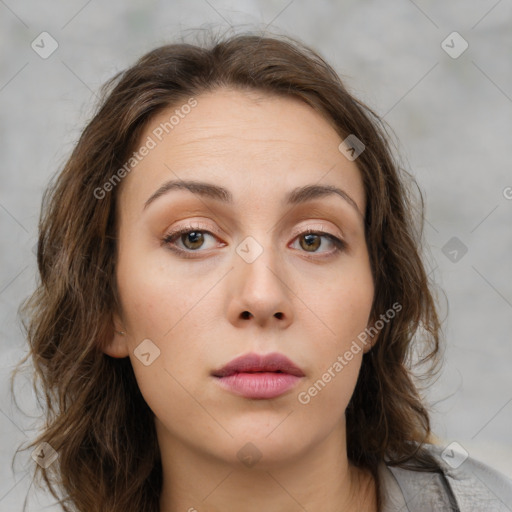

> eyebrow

[{"left": 143, "top": 179, "right": 363, "bottom": 217}]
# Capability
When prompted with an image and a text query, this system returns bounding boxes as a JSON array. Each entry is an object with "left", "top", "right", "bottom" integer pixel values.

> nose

[{"left": 227, "top": 241, "right": 294, "bottom": 329}]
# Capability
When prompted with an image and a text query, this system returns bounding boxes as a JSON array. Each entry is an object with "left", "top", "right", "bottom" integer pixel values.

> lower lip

[{"left": 214, "top": 372, "right": 302, "bottom": 399}]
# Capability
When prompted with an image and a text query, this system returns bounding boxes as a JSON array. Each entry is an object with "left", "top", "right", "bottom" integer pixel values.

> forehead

[{"left": 118, "top": 87, "right": 366, "bottom": 218}]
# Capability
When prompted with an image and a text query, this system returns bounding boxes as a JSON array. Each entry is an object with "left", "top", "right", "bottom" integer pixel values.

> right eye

[{"left": 162, "top": 225, "right": 223, "bottom": 258}]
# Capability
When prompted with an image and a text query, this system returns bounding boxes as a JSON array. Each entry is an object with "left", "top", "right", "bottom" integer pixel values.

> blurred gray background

[{"left": 1, "top": 0, "right": 511, "bottom": 509}]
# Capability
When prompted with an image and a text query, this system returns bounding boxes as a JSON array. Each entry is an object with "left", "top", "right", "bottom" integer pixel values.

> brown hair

[{"left": 12, "top": 29, "right": 443, "bottom": 512}]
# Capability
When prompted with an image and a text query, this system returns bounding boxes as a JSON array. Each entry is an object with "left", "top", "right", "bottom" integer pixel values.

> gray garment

[{"left": 378, "top": 443, "right": 512, "bottom": 511}]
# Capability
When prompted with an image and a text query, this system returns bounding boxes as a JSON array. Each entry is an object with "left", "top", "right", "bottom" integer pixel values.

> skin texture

[{"left": 103, "top": 88, "right": 378, "bottom": 512}]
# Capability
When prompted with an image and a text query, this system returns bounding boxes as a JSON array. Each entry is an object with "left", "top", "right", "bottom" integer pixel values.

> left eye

[{"left": 290, "top": 230, "right": 345, "bottom": 254}]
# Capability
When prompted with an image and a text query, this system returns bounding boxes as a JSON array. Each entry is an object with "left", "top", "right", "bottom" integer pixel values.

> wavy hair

[{"left": 12, "top": 29, "right": 443, "bottom": 512}]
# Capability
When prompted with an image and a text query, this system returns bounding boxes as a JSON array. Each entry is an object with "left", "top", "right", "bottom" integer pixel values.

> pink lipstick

[{"left": 211, "top": 352, "right": 305, "bottom": 399}]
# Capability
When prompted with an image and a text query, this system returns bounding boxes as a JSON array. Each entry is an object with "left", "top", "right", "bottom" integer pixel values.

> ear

[
  {"left": 102, "top": 312, "right": 130, "bottom": 358},
  {"left": 362, "top": 342, "right": 370, "bottom": 354},
  {"left": 362, "top": 322, "right": 380, "bottom": 354}
]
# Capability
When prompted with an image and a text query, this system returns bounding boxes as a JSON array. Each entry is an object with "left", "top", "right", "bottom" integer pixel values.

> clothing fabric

[{"left": 378, "top": 443, "right": 512, "bottom": 511}]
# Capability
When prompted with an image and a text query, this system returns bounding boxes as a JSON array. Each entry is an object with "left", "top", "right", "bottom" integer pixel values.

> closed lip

[{"left": 211, "top": 352, "right": 305, "bottom": 378}]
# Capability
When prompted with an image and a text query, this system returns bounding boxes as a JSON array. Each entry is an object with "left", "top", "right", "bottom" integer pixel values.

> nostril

[{"left": 241, "top": 311, "right": 252, "bottom": 319}]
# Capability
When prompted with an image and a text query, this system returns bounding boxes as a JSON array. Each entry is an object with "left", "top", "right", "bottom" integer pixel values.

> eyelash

[{"left": 162, "top": 223, "right": 347, "bottom": 260}]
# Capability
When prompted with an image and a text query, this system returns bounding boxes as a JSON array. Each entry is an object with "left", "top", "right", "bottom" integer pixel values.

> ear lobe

[
  {"left": 362, "top": 329, "right": 379, "bottom": 354},
  {"left": 102, "top": 314, "right": 130, "bottom": 358},
  {"left": 103, "top": 331, "right": 130, "bottom": 358},
  {"left": 362, "top": 340, "right": 373, "bottom": 354}
]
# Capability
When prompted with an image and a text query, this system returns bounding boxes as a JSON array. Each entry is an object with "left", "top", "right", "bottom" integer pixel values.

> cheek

[
  {"left": 296, "top": 259, "right": 374, "bottom": 407},
  {"left": 118, "top": 264, "right": 209, "bottom": 382},
  {"left": 117, "top": 264, "right": 210, "bottom": 433},
  {"left": 312, "top": 261, "right": 374, "bottom": 345},
  {"left": 116, "top": 242, "right": 209, "bottom": 339},
  {"left": 115, "top": 241, "right": 218, "bottom": 388}
]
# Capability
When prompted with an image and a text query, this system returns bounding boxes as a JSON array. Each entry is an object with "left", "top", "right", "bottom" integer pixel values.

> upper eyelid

[
  {"left": 163, "top": 225, "right": 346, "bottom": 258},
  {"left": 165, "top": 222, "right": 344, "bottom": 241},
  {"left": 289, "top": 222, "right": 343, "bottom": 239},
  {"left": 167, "top": 218, "right": 345, "bottom": 239}
]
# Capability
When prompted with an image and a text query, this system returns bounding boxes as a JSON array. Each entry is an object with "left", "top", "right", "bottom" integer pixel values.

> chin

[{"left": 214, "top": 422, "right": 314, "bottom": 469}]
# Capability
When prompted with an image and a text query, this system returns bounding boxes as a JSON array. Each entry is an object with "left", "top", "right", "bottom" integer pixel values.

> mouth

[{"left": 211, "top": 352, "right": 305, "bottom": 399}]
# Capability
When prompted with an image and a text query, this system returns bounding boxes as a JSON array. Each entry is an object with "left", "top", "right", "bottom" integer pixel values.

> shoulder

[
  {"left": 426, "top": 442, "right": 512, "bottom": 511},
  {"left": 379, "top": 442, "right": 512, "bottom": 511}
]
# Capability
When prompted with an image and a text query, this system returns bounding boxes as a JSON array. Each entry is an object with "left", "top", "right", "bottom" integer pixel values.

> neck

[{"left": 157, "top": 421, "right": 377, "bottom": 512}]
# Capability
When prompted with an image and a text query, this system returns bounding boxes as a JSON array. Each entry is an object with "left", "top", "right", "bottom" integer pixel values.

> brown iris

[
  {"left": 299, "top": 233, "right": 321, "bottom": 252},
  {"left": 181, "top": 231, "right": 205, "bottom": 250}
]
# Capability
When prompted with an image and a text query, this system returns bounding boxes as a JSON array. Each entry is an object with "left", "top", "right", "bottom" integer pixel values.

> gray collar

[{"left": 376, "top": 443, "right": 512, "bottom": 511}]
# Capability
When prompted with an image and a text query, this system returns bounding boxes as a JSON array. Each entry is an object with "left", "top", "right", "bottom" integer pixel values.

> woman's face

[{"left": 106, "top": 87, "right": 375, "bottom": 467}]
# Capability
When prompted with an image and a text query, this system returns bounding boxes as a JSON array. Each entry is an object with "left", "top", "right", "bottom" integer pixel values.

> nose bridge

[
  {"left": 231, "top": 231, "right": 292, "bottom": 325},
  {"left": 236, "top": 232, "right": 284, "bottom": 293}
]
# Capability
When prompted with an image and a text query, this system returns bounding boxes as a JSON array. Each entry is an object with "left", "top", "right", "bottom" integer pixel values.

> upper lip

[{"left": 212, "top": 352, "right": 305, "bottom": 378}]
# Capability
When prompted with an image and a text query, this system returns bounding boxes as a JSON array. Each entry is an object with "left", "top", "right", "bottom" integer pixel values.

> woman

[{"left": 14, "top": 31, "right": 512, "bottom": 511}]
